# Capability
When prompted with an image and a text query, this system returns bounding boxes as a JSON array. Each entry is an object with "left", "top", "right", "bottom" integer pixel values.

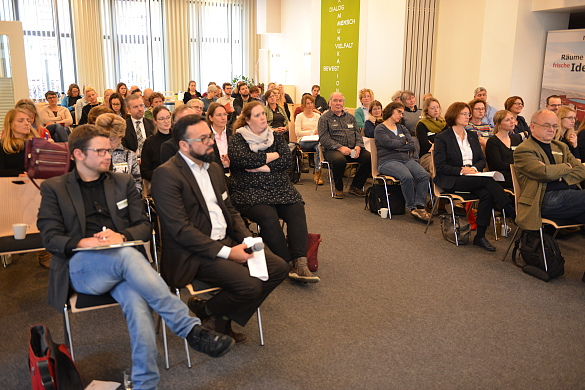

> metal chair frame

[{"left": 316, "top": 143, "right": 360, "bottom": 197}]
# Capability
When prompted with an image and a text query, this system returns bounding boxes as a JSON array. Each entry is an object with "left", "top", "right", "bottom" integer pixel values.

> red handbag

[
  {"left": 29, "top": 324, "right": 83, "bottom": 390},
  {"left": 306, "top": 233, "right": 322, "bottom": 272},
  {"left": 24, "top": 138, "right": 70, "bottom": 188}
]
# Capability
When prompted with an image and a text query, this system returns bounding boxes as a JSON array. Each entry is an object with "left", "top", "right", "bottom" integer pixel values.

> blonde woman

[
  {"left": 354, "top": 88, "right": 374, "bottom": 130},
  {"left": 77, "top": 86, "right": 101, "bottom": 125},
  {"left": 295, "top": 94, "right": 322, "bottom": 184},
  {"left": 555, "top": 106, "right": 580, "bottom": 160},
  {"left": 485, "top": 110, "right": 522, "bottom": 189}
]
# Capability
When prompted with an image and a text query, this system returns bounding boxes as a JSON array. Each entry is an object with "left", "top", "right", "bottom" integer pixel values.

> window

[{"left": 2, "top": 0, "right": 76, "bottom": 100}]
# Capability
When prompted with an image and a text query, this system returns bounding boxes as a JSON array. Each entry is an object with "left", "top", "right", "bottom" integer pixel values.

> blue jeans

[
  {"left": 378, "top": 159, "right": 429, "bottom": 209},
  {"left": 541, "top": 189, "right": 585, "bottom": 223},
  {"left": 69, "top": 247, "right": 199, "bottom": 390},
  {"left": 299, "top": 140, "right": 320, "bottom": 170}
]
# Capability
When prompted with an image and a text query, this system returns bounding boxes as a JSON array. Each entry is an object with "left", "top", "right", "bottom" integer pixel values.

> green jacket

[
  {"left": 264, "top": 104, "right": 289, "bottom": 128},
  {"left": 513, "top": 137, "right": 585, "bottom": 230}
]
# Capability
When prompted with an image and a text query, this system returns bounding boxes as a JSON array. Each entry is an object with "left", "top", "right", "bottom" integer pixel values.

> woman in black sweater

[
  {"left": 140, "top": 106, "right": 173, "bottom": 182},
  {"left": 485, "top": 110, "right": 522, "bottom": 189}
]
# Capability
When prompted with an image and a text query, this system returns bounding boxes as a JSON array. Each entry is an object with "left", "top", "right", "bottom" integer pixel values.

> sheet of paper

[
  {"left": 244, "top": 236, "right": 268, "bottom": 281},
  {"left": 72, "top": 240, "right": 144, "bottom": 252},
  {"left": 84, "top": 380, "right": 121, "bottom": 390},
  {"left": 464, "top": 171, "right": 504, "bottom": 181},
  {"left": 299, "top": 134, "right": 319, "bottom": 142}
]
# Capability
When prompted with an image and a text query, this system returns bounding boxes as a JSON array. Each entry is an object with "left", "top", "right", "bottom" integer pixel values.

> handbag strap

[{"left": 37, "top": 359, "right": 56, "bottom": 390}]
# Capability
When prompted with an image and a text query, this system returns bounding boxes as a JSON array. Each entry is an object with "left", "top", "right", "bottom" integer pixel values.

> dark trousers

[
  {"left": 193, "top": 237, "right": 288, "bottom": 326},
  {"left": 324, "top": 149, "right": 371, "bottom": 191},
  {"left": 242, "top": 202, "right": 308, "bottom": 262},
  {"left": 445, "top": 176, "right": 511, "bottom": 227}
]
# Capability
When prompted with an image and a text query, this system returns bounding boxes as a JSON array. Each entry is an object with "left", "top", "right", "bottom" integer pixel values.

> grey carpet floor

[{"left": 2, "top": 171, "right": 585, "bottom": 390}]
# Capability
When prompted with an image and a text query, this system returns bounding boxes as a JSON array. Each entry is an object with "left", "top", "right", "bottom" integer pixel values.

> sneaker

[
  {"left": 288, "top": 257, "right": 320, "bottom": 283},
  {"left": 348, "top": 186, "right": 366, "bottom": 197},
  {"left": 186, "top": 325, "right": 235, "bottom": 358},
  {"left": 333, "top": 190, "right": 344, "bottom": 199},
  {"left": 411, "top": 208, "right": 431, "bottom": 222}
]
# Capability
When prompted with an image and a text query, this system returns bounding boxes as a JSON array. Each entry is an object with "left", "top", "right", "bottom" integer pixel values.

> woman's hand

[
  {"left": 460, "top": 167, "right": 477, "bottom": 175},
  {"left": 220, "top": 154, "right": 230, "bottom": 168},
  {"left": 273, "top": 127, "right": 287, "bottom": 133},
  {"left": 568, "top": 132, "right": 578, "bottom": 148},
  {"left": 246, "top": 165, "right": 271, "bottom": 173},
  {"left": 266, "top": 152, "right": 280, "bottom": 163},
  {"left": 479, "top": 137, "right": 487, "bottom": 147}
]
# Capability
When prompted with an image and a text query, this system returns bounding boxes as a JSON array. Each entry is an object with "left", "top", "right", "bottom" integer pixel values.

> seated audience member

[
  {"left": 295, "top": 94, "right": 322, "bottom": 185},
  {"left": 434, "top": 102, "right": 516, "bottom": 251},
  {"left": 123, "top": 93, "right": 154, "bottom": 157},
  {"left": 40, "top": 90, "right": 73, "bottom": 142},
  {"left": 264, "top": 88, "right": 289, "bottom": 141},
  {"left": 141, "top": 106, "right": 173, "bottom": 182},
  {"left": 277, "top": 84, "right": 293, "bottom": 104},
  {"left": 116, "top": 82, "right": 128, "bottom": 99},
  {"left": 61, "top": 83, "right": 82, "bottom": 122},
  {"left": 216, "top": 82, "right": 235, "bottom": 113},
  {"left": 504, "top": 96, "right": 530, "bottom": 140},
  {"left": 87, "top": 106, "right": 114, "bottom": 125},
  {"left": 233, "top": 81, "right": 246, "bottom": 99},
  {"left": 485, "top": 110, "right": 522, "bottom": 189},
  {"left": 375, "top": 102, "right": 431, "bottom": 222},
  {"left": 160, "top": 105, "right": 198, "bottom": 164},
  {"left": 354, "top": 88, "right": 374, "bottom": 130},
  {"left": 77, "top": 87, "right": 101, "bottom": 125},
  {"left": 416, "top": 97, "right": 445, "bottom": 173},
  {"left": 131, "top": 88, "right": 142, "bottom": 97},
  {"left": 186, "top": 98, "right": 205, "bottom": 117},
  {"left": 228, "top": 101, "right": 319, "bottom": 283},
  {"left": 103, "top": 89, "right": 115, "bottom": 109},
  {"left": 183, "top": 80, "right": 201, "bottom": 104},
  {"left": 38, "top": 124, "right": 235, "bottom": 390},
  {"left": 207, "top": 102, "right": 230, "bottom": 171},
  {"left": 144, "top": 92, "right": 165, "bottom": 121},
  {"left": 276, "top": 84, "right": 292, "bottom": 120},
  {"left": 391, "top": 90, "right": 403, "bottom": 103},
  {"left": 74, "top": 86, "right": 92, "bottom": 124},
  {"left": 95, "top": 113, "right": 142, "bottom": 193},
  {"left": 202, "top": 85, "right": 219, "bottom": 112},
  {"left": 142, "top": 88, "right": 153, "bottom": 108},
  {"left": 577, "top": 120, "right": 585, "bottom": 160},
  {"left": 311, "top": 85, "right": 329, "bottom": 113},
  {"left": 555, "top": 106, "right": 580, "bottom": 160},
  {"left": 108, "top": 93, "right": 127, "bottom": 119},
  {"left": 545, "top": 95, "right": 562, "bottom": 113},
  {"left": 318, "top": 92, "right": 371, "bottom": 199},
  {"left": 514, "top": 109, "right": 585, "bottom": 231},
  {"left": 473, "top": 87, "right": 497, "bottom": 127},
  {"left": 151, "top": 114, "right": 289, "bottom": 343},
  {"left": 1, "top": 108, "right": 53, "bottom": 268},
  {"left": 15, "top": 99, "right": 52, "bottom": 140},
  {"left": 422, "top": 92, "right": 433, "bottom": 101},
  {"left": 233, "top": 83, "right": 257, "bottom": 116},
  {"left": 363, "top": 100, "right": 383, "bottom": 138},
  {"left": 400, "top": 90, "right": 422, "bottom": 136},
  {"left": 249, "top": 86, "right": 261, "bottom": 100},
  {"left": 466, "top": 98, "right": 492, "bottom": 147}
]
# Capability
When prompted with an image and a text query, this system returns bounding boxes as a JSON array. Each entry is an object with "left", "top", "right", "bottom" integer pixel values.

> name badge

[
  {"left": 222, "top": 191, "right": 228, "bottom": 200},
  {"left": 347, "top": 124, "right": 354, "bottom": 129},
  {"left": 552, "top": 151, "right": 562, "bottom": 155},
  {"left": 511, "top": 146, "right": 517, "bottom": 150},
  {"left": 117, "top": 199, "right": 128, "bottom": 210},
  {"left": 427, "top": 132, "right": 435, "bottom": 137},
  {"left": 399, "top": 134, "right": 405, "bottom": 137},
  {"left": 114, "top": 162, "right": 129, "bottom": 173}
]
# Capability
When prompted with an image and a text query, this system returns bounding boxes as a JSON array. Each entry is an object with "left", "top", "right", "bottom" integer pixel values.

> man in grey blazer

[
  {"left": 123, "top": 93, "right": 155, "bottom": 156},
  {"left": 151, "top": 115, "right": 288, "bottom": 344},
  {"left": 37, "top": 124, "right": 235, "bottom": 390}
]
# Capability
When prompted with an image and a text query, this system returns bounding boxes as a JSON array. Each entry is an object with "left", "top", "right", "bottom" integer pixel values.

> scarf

[
  {"left": 419, "top": 118, "right": 446, "bottom": 134},
  {"left": 236, "top": 125, "right": 274, "bottom": 152}
]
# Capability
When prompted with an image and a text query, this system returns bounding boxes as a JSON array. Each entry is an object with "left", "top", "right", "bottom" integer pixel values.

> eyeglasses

[
  {"left": 549, "top": 104, "right": 562, "bottom": 108},
  {"left": 532, "top": 122, "right": 559, "bottom": 131},
  {"left": 184, "top": 133, "right": 215, "bottom": 144},
  {"left": 85, "top": 148, "right": 113, "bottom": 156},
  {"left": 473, "top": 107, "right": 485, "bottom": 111},
  {"left": 157, "top": 116, "right": 171, "bottom": 121},
  {"left": 564, "top": 116, "right": 577, "bottom": 121},
  {"left": 459, "top": 112, "right": 471, "bottom": 118}
]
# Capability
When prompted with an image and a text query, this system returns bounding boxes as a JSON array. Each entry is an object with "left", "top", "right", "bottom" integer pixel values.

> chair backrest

[
  {"left": 510, "top": 164, "right": 521, "bottom": 210},
  {"left": 429, "top": 150, "right": 443, "bottom": 196},
  {"left": 318, "top": 143, "right": 326, "bottom": 163},
  {"left": 288, "top": 119, "right": 298, "bottom": 143},
  {"left": 370, "top": 138, "right": 380, "bottom": 177}
]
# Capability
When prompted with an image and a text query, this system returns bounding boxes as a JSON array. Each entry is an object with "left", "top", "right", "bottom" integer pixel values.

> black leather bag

[
  {"left": 440, "top": 214, "right": 471, "bottom": 245},
  {"left": 512, "top": 230, "right": 564, "bottom": 282}
]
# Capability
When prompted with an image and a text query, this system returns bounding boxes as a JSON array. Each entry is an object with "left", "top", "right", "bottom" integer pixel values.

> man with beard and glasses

[
  {"left": 151, "top": 115, "right": 288, "bottom": 344},
  {"left": 233, "top": 83, "right": 259, "bottom": 116}
]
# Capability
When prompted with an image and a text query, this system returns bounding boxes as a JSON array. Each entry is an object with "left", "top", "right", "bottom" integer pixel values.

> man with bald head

[
  {"left": 318, "top": 92, "right": 371, "bottom": 198},
  {"left": 514, "top": 109, "right": 585, "bottom": 231}
]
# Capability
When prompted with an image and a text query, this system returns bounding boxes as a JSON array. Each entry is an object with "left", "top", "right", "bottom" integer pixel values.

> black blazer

[
  {"left": 433, "top": 127, "right": 487, "bottom": 190},
  {"left": 37, "top": 171, "right": 151, "bottom": 310},
  {"left": 123, "top": 117, "right": 155, "bottom": 153},
  {"left": 151, "top": 155, "right": 250, "bottom": 288}
]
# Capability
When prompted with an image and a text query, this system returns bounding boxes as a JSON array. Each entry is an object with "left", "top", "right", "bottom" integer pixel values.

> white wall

[{"left": 433, "top": 0, "right": 570, "bottom": 116}]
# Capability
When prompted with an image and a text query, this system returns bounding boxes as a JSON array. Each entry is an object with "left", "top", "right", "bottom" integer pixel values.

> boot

[
  {"left": 313, "top": 171, "right": 323, "bottom": 185},
  {"left": 37, "top": 250, "right": 51, "bottom": 269},
  {"left": 202, "top": 315, "right": 248, "bottom": 345},
  {"left": 288, "top": 257, "right": 320, "bottom": 283}
]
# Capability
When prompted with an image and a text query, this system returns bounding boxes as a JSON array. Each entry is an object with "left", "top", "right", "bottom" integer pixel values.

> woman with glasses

[
  {"left": 555, "top": 106, "right": 580, "bottom": 161},
  {"left": 364, "top": 100, "right": 383, "bottom": 138},
  {"left": 433, "top": 102, "right": 515, "bottom": 251},
  {"left": 228, "top": 101, "right": 319, "bottom": 283},
  {"left": 207, "top": 102, "right": 231, "bottom": 172},
  {"left": 95, "top": 113, "right": 142, "bottom": 193},
  {"left": 263, "top": 89, "right": 289, "bottom": 142},
  {"left": 485, "top": 110, "right": 522, "bottom": 189},
  {"left": 465, "top": 99, "right": 492, "bottom": 147},
  {"left": 39, "top": 91, "right": 73, "bottom": 142},
  {"left": 504, "top": 96, "right": 530, "bottom": 140},
  {"left": 108, "top": 93, "right": 127, "bottom": 119},
  {"left": 140, "top": 106, "right": 173, "bottom": 182}
]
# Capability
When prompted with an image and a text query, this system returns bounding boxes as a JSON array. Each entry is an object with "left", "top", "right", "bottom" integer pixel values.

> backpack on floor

[
  {"left": 511, "top": 230, "right": 564, "bottom": 282},
  {"left": 29, "top": 324, "right": 84, "bottom": 390},
  {"left": 287, "top": 142, "right": 303, "bottom": 184},
  {"left": 365, "top": 184, "right": 405, "bottom": 215}
]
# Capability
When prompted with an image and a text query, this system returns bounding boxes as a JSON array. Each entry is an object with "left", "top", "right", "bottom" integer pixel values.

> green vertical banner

[{"left": 320, "top": 0, "right": 360, "bottom": 108}]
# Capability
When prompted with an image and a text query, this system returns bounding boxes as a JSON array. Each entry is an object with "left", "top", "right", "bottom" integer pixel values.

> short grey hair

[
  {"left": 530, "top": 109, "right": 555, "bottom": 124},
  {"left": 474, "top": 87, "right": 487, "bottom": 96}
]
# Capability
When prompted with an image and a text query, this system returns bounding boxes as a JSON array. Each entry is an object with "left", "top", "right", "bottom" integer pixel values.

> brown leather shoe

[
  {"left": 203, "top": 316, "right": 248, "bottom": 345},
  {"left": 348, "top": 186, "right": 366, "bottom": 197},
  {"left": 333, "top": 190, "right": 344, "bottom": 199},
  {"left": 314, "top": 171, "right": 323, "bottom": 185},
  {"left": 187, "top": 296, "right": 210, "bottom": 321}
]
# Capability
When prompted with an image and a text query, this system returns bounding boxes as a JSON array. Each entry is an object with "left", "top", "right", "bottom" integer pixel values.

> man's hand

[
  {"left": 92, "top": 228, "right": 124, "bottom": 245},
  {"left": 353, "top": 146, "right": 361, "bottom": 158},
  {"left": 228, "top": 243, "right": 254, "bottom": 263},
  {"left": 460, "top": 167, "right": 477, "bottom": 175},
  {"left": 338, "top": 146, "right": 351, "bottom": 155},
  {"left": 77, "top": 237, "right": 103, "bottom": 248}
]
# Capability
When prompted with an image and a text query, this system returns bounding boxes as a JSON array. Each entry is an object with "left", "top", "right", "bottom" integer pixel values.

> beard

[{"left": 189, "top": 146, "right": 215, "bottom": 163}]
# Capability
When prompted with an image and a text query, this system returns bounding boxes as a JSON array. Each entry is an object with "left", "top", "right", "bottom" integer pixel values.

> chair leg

[
  {"left": 501, "top": 226, "right": 520, "bottom": 261},
  {"left": 492, "top": 209, "right": 499, "bottom": 241},
  {"left": 424, "top": 194, "right": 441, "bottom": 234},
  {"left": 162, "top": 318, "right": 170, "bottom": 370},
  {"left": 449, "top": 199, "right": 459, "bottom": 246},
  {"left": 174, "top": 288, "right": 192, "bottom": 368},
  {"left": 539, "top": 228, "right": 549, "bottom": 272},
  {"left": 63, "top": 305, "right": 74, "bottom": 361},
  {"left": 383, "top": 181, "right": 392, "bottom": 220},
  {"left": 256, "top": 308, "right": 264, "bottom": 346}
]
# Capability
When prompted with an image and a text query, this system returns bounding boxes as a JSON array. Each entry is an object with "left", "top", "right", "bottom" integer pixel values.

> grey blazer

[{"left": 37, "top": 171, "right": 151, "bottom": 310}]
